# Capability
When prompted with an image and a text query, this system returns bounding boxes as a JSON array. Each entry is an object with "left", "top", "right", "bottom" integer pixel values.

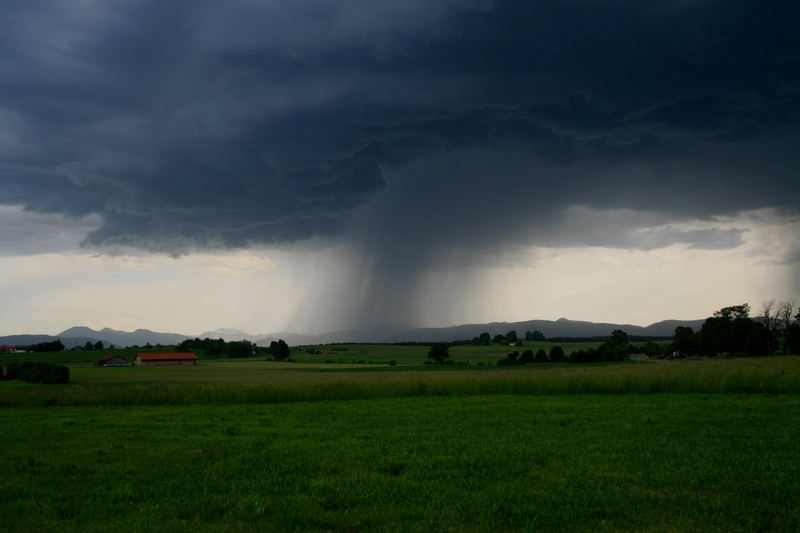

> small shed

[
  {"left": 96, "top": 355, "right": 129, "bottom": 367},
  {"left": 134, "top": 353, "right": 197, "bottom": 366}
]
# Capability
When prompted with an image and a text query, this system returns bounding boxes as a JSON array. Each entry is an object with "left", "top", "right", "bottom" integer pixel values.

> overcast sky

[{"left": 1, "top": 1, "right": 799, "bottom": 335}]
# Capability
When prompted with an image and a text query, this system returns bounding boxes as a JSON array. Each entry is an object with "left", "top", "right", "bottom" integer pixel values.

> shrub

[
  {"left": 497, "top": 351, "right": 522, "bottom": 366},
  {"left": 2, "top": 362, "right": 69, "bottom": 384},
  {"left": 43, "top": 365, "right": 70, "bottom": 384},
  {"left": 549, "top": 346, "right": 565, "bottom": 362},
  {"left": 569, "top": 348, "right": 600, "bottom": 363}
]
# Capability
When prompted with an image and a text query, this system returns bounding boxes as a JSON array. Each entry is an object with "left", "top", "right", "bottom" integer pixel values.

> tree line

[
  {"left": 471, "top": 329, "right": 545, "bottom": 346},
  {"left": 17, "top": 340, "right": 65, "bottom": 353},
  {"left": 672, "top": 301, "right": 799, "bottom": 357},
  {"left": 497, "top": 345, "right": 566, "bottom": 365},
  {"left": 82, "top": 340, "right": 113, "bottom": 351},
  {"left": 478, "top": 300, "right": 800, "bottom": 364},
  {"left": 176, "top": 337, "right": 291, "bottom": 360},
  {"left": 497, "top": 330, "right": 641, "bottom": 365}
]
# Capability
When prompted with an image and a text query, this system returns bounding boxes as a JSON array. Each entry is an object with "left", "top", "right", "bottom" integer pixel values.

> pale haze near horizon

[{"left": 1, "top": 205, "right": 796, "bottom": 336}]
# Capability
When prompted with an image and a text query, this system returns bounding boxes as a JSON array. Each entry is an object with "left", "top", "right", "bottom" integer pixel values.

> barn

[
  {"left": 96, "top": 355, "right": 129, "bottom": 367},
  {"left": 134, "top": 353, "right": 197, "bottom": 366},
  {"left": 1, "top": 345, "right": 25, "bottom": 354}
]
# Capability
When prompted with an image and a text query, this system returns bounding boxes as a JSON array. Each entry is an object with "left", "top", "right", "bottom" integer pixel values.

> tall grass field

[{"left": 1, "top": 356, "right": 799, "bottom": 406}]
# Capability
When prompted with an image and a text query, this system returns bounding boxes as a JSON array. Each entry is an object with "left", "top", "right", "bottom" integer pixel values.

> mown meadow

[{"left": 1, "top": 352, "right": 799, "bottom": 531}]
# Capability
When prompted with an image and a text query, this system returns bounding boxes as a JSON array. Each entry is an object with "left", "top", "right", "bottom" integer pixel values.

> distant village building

[
  {"left": 96, "top": 355, "right": 129, "bottom": 367},
  {"left": 134, "top": 353, "right": 197, "bottom": 366},
  {"left": 1, "top": 345, "right": 26, "bottom": 354}
]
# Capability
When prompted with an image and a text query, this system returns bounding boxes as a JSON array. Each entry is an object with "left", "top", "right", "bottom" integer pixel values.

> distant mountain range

[
  {"left": 253, "top": 318, "right": 706, "bottom": 345},
  {"left": 0, "top": 327, "right": 194, "bottom": 350},
  {"left": 0, "top": 317, "right": 705, "bottom": 349}
]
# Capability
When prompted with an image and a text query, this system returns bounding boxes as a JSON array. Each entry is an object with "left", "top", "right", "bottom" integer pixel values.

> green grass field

[
  {"left": 2, "top": 394, "right": 799, "bottom": 532},
  {"left": 1, "top": 355, "right": 799, "bottom": 531}
]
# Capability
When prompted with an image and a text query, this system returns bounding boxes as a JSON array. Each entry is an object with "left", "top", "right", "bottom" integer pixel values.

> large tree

[
  {"left": 609, "top": 330, "right": 628, "bottom": 345},
  {"left": 714, "top": 304, "right": 750, "bottom": 320},
  {"left": 673, "top": 326, "right": 698, "bottom": 355},
  {"left": 428, "top": 343, "right": 450, "bottom": 363},
  {"left": 600, "top": 330, "right": 630, "bottom": 361},
  {"left": 472, "top": 332, "right": 490, "bottom": 346},
  {"left": 525, "top": 330, "right": 545, "bottom": 341},
  {"left": 269, "top": 340, "right": 290, "bottom": 360},
  {"left": 777, "top": 300, "right": 796, "bottom": 354}
]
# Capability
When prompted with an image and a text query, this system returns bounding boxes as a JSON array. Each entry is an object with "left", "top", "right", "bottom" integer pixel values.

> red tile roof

[
  {"left": 97, "top": 355, "right": 127, "bottom": 362},
  {"left": 136, "top": 352, "right": 197, "bottom": 361}
]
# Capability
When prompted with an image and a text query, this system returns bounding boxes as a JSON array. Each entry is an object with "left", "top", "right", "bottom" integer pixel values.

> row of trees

[
  {"left": 568, "top": 330, "right": 635, "bottom": 363},
  {"left": 20, "top": 340, "right": 65, "bottom": 353},
  {"left": 493, "top": 301, "right": 800, "bottom": 364},
  {"left": 177, "top": 338, "right": 261, "bottom": 358},
  {"left": 82, "top": 341, "right": 111, "bottom": 351},
  {"left": 498, "top": 345, "right": 565, "bottom": 365},
  {"left": 471, "top": 329, "right": 545, "bottom": 346},
  {"left": 176, "top": 337, "right": 292, "bottom": 359}
]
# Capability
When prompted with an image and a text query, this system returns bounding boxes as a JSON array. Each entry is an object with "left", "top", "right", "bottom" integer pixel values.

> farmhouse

[
  {"left": 134, "top": 353, "right": 197, "bottom": 366},
  {"left": 1, "top": 345, "right": 26, "bottom": 354},
  {"left": 96, "top": 355, "right": 129, "bottom": 367}
]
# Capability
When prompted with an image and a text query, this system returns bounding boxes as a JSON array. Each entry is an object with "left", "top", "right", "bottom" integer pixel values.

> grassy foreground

[
  {"left": 2, "top": 358, "right": 798, "bottom": 531},
  {"left": 2, "top": 394, "right": 799, "bottom": 532}
]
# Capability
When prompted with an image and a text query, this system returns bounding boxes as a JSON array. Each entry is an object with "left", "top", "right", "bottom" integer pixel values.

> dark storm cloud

[{"left": 1, "top": 0, "right": 798, "bottom": 256}]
